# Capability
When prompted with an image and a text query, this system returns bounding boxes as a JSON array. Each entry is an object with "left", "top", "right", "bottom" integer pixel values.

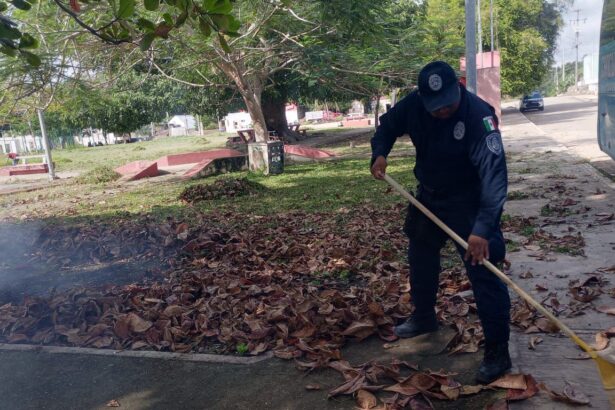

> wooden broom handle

[{"left": 383, "top": 174, "right": 594, "bottom": 355}]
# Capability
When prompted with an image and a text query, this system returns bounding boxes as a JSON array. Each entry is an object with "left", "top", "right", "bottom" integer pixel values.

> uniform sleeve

[
  {"left": 468, "top": 130, "right": 508, "bottom": 239},
  {"left": 370, "top": 100, "right": 408, "bottom": 166}
]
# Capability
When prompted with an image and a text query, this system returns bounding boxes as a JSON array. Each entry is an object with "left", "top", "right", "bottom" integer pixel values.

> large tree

[{"left": 31, "top": 0, "right": 429, "bottom": 142}]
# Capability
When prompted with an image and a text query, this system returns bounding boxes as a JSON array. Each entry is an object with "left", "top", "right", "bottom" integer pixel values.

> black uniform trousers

[{"left": 403, "top": 186, "right": 511, "bottom": 344}]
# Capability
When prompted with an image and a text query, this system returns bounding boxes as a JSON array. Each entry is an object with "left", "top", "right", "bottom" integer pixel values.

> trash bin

[{"left": 248, "top": 141, "right": 284, "bottom": 175}]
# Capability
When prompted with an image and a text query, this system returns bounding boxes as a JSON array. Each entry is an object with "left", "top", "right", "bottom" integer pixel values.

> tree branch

[{"left": 52, "top": 0, "right": 133, "bottom": 45}]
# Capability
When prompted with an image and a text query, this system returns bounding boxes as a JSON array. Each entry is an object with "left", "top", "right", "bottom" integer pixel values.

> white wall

[
  {"left": 224, "top": 112, "right": 253, "bottom": 133},
  {"left": 583, "top": 53, "right": 599, "bottom": 86}
]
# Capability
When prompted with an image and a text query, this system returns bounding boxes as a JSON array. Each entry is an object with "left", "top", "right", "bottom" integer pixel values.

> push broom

[{"left": 383, "top": 174, "right": 615, "bottom": 390}]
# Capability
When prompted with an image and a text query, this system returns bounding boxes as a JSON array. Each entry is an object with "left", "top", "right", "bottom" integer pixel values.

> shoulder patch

[
  {"left": 453, "top": 121, "right": 465, "bottom": 140},
  {"left": 483, "top": 116, "right": 497, "bottom": 132},
  {"left": 486, "top": 133, "right": 503, "bottom": 155}
]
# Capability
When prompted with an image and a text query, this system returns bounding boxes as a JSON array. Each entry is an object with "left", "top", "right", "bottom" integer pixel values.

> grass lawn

[
  {"left": 0, "top": 156, "right": 418, "bottom": 222},
  {"left": 50, "top": 132, "right": 229, "bottom": 173},
  {"left": 100, "top": 157, "right": 417, "bottom": 216}
]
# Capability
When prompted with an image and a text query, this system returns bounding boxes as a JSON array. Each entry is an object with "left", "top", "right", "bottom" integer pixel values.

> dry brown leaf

[
  {"left": 564, "top": 352, "right": 591, "bottom": 360},
  {"left": 440, "top": 384, "right": 460, "bottom": 400},
  {"left": 305, "top": 384, "right": 322, "bottom": 391},
  {"left": 356, "top": 389, "right": 378, "bottom": 409},
  {"left": 460, "top": 385, "right": 484, "bottom": 396},
  {"left": 342, "top": 319, "right": 376, "bottom": 341},
  {"left": 535, "top": 317, "right": 560, "bottom": 333},
  {"left": 106, "top": 400, "right": 120, "bottom": 407},
  {"left": 528, "top": 336, "right": 543, "bottom": 350},
  {"left": 591, "top": 332, "right": 609, "bottom": 351},
  {"left": 328, "top": 375, "right": 366, "bottom": 398},
  {"left": 506, "top": 375, "right": 539, "bottom": 401},
  {"left": 489, "top": 373, "right": 527, "bottom": 390},
  {"left": 540, "top": 382, "right": 591, "bottom": 405},
  {"left": 596, "top": 306, "right": 615, "bottom": 315},
  {"left": 570, "top": 287, "right": 600, "bottom": 303}
]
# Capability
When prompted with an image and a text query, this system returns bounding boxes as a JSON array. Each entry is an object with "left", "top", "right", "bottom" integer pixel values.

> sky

[{"left": 555, "top": 0, "right": 603, "bottom": 64}]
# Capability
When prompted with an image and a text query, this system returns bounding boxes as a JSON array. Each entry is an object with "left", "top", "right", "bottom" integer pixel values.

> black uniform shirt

[{"left": 370, "top": 84, "right": 507, "bottom": 239}]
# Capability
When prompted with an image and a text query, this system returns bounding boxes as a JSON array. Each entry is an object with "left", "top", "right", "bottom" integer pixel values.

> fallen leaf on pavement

[
  {"left": 528, "top": 336, "right": 543, "bottom": 350},
  {"left": 596, "top": 306, "right": 615, "bottom": 315},
  {"left": 356, "top": 389, "right": 378, "bottom": 409},
  {"left": 382, "top": 343, "right": 399, "bottom": 349},
  {"left": 591, "top": 332, "right": 609, "bottom": 351},
  {"left": 540, "top": 382, "right": 591, "bottom": 405},
  {"left": 535, "top": 317, "right": 560, "bottom": 333},
  {"left": 520, "top": 271, "right": 533, "bottom": 279},
  {"left": 305, "top": 384, "right": 321, "bottom": 391},
  {"left": 106, "top": 400, "right": 120, "bottom": 407},
  {"left": 489, "top": 374, "right": 527, "bottom": 390},
  {"left": 460, "top": 385, "right": 484, "bottom": 396},
  {"left": 506, "top": 375, "right": 539, "bottom": 401}
]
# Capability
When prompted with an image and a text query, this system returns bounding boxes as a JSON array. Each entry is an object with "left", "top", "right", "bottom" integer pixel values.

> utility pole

[
  {"left": 477, "top": 0, "right": 483, "bottom": 68},
  {"left": 465, "top": 0, "right": 477, "bottom": 93},
  {"left": 562, "top": 48, "right": 565, "bottom": 82},
  {"left": 570, "top": 9, "right": 586, "bottom": 88},
  {"left": 490, "top": 0, "right": 494, "bottom": 66},
  {"left": 37, "top": 109, "right": 56, "bottom": 181}
]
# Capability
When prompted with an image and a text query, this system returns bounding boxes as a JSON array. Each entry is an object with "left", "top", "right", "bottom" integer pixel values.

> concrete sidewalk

[
  {"left": 501, "top": 107, "right": 615, "bottom": 409},
  {"left": 0, "top": 109, "right": 614, "bottom": 409}
]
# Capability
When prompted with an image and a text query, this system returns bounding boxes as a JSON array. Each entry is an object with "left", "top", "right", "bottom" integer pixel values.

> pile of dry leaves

[
  {"left": 179, "top": 177, "right": 263, "bottom": 203},
  {"left": 0, "top": 204, "right": 604, "bottom": 408},
  {"left": 0, "top": 205, "right": 487, "bottom": 357},
  {"left": 25, "top": 216, "right": 191, "bottom": 268}
]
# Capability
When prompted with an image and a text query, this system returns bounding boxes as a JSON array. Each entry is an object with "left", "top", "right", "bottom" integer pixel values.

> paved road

[{"left": 520, "top": 94, "right": 615, "bottom": 177}]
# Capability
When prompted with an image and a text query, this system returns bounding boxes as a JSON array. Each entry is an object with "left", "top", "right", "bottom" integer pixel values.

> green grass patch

[
  {"left": 506, "top": 239, "right": 521, "bottom": 252},
  {"left": 519, "top": 225, "right": 536, "bottom": 237},
  {"left": 507, "top": 191, "right": 530, "bottom": 201},
  {"left": 235, "top": 342, "right": 249, "bottom": 355},
  {"left": 75, "top": 166, "right": 122, "bottom": 184},
  {"left": 2, "top": 156, "right": 418, "bottom": 223},
  {"left": 182, "top": 157, "right": 417, "bottom": 215},
  {"left": 51, "top": 133, "right": 228, "bottom": 173},
  {"left": 540, "top": 204, "right": 571, "bottom": 217}
]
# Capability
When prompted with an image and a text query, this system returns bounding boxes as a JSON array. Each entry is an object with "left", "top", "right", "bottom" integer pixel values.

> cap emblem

[{"left": 428, "top": 74, "right": 442, "bottom": 91}]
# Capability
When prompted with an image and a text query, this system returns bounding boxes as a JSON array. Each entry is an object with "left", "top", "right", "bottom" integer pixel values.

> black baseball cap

[{"left": 418, "top": 61, "right": 461, "bottom": 112}]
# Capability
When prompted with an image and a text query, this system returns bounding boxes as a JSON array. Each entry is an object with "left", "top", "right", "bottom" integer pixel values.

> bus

[{"left": 599, "top": 0, "right": 615, "bottom": 160}]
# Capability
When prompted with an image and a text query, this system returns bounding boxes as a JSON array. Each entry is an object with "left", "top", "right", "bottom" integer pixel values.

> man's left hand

[{"left": 465, "top": 234, "right": 489, "bottom": 266}]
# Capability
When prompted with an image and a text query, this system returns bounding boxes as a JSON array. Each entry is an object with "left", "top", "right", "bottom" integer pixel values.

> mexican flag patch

[{"left": 483, "top": 116, "right": 496, "bottom": 132}]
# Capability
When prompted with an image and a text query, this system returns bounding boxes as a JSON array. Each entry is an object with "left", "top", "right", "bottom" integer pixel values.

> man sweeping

[{"left": 370, "top": 61, "right": 511, "bottom": 384}]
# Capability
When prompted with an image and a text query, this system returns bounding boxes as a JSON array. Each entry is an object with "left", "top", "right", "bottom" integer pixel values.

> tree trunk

[
  {"left": 374, "top": 94, "right": 381, "bottom": 129},
  {"left": 262, "top": 95, "right": 303, "bottom": 142},
  {"left": 218, "top": 61, "right": 269, "bottom": 142}
]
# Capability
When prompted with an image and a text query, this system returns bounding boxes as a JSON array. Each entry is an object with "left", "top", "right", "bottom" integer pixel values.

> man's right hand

[{"left": 371, "top": 156, "right": 388, "bottom": 180}]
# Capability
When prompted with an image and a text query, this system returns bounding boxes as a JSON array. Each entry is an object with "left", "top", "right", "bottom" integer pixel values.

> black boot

[
  {"left": 476, "top": 342, "right": 512, "bottom": 384},
  {"left": 394, "top": 314, "right": 438, "bottom": 338}
]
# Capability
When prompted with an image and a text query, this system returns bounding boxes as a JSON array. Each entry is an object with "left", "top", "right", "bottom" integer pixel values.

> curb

[{"left": 0, "top": 343, "right": 274, "bottom": 365}]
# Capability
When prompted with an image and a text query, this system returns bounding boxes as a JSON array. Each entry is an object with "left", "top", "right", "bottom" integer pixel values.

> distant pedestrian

[{"left": 7, "top": 152, "right": 18, "bottom": 166}]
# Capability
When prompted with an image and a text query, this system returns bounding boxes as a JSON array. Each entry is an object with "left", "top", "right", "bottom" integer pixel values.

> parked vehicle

[
  {"left": 519, "top": 92, "right": 544, "bottom": 112},
  {"left": 598, "top": 0, "right": 615, "bottom": 160}
]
